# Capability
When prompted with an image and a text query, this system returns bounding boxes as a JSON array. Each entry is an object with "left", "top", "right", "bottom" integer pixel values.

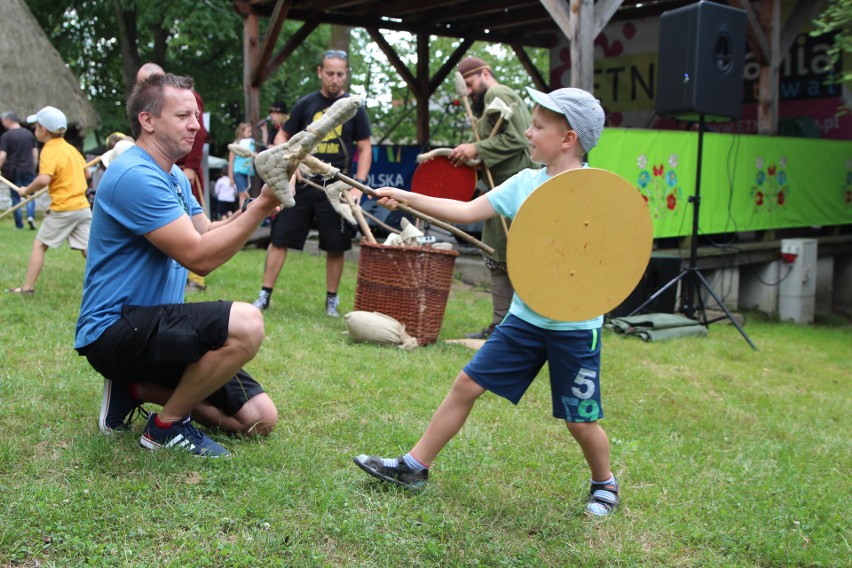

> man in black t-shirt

[
  {"left": 253, "top": 50, "right": 372, "bottom": 316},
  {"left": 0, "top": 112, "right": 39, "bottom": 229}
]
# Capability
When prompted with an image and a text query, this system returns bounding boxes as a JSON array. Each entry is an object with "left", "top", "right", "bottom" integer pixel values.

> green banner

[{"left": 591, "top": 129, "right": 852, "bottom": 238}]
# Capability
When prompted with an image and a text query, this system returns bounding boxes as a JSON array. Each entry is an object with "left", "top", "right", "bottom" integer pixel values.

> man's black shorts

[
  {"left": 270, "top": 181, "right": 354, "bottom": 252},
  {"left": 78, "top": 301, "right": 264, "bottom": 416}
]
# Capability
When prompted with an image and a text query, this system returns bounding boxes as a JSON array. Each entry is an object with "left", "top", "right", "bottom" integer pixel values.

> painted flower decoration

[
  {"left": 668, "top": 154, "right": 679, "bottom": 168},
  {"left": 666, "top": 170, "right": 677, "bottom": 188},
  {"left": 755, "top": 191, "right": 764, "bottom": 206},
  {"left": 653, "top": 164, "right": 664, "bottom": 176},
  {"left": 756, "top": 171, "right": 766, "bottom": 185},
  {"left": 755, "top": 157, "right": 764, "bottom": 170},
  {"left": 667, "top": 193, "right": 677, "bottom": 210},
  {"left": 845, "top": 190, "right": 852, "bottom": 204},
  {"left": 637, "top": 154, "right": 648, "bottom": 169},
  {"left": 779, "top": 156, "right": 787, "bottom": 168},
  {"left": 778, "top": 191, "right": 785, "bottom": 205},
  {"left": 638, "top": 171, "right": 650, "bottom": 188},
  {"left": 777, "top": 171, "right": 787, "bottom": 186}
]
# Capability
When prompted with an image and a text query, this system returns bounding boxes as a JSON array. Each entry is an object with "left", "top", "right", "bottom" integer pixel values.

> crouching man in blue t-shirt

[{"left": 75, "top": 73, "right": 285, "bottom": 457}]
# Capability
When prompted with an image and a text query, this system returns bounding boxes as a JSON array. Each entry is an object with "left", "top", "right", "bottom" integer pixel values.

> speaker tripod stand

[{"left": 627, "top": 114, "right": 758, "bottom": 350}]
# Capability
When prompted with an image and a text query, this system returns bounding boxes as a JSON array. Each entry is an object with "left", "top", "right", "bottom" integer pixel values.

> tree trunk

[
  {"left": 151, "top": 19, "right": 168, "bottom": 67},
  {"left": 330, "top": 25, "right": 350, "bottom": 53},
  {"left": 113, "top": 0, "right": 139, "bottom": 100}
]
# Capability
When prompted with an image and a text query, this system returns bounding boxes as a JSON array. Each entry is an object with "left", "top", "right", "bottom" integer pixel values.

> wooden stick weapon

[
  {"left": 253, "top": 96, "right": 493, "bottom": 254},
  {"left": 304, "top": 177, "right": 400, "bottom": 236},
  {"left": 302, "top": 177, "right": 376, "bottom": 244},
  {"left": 454, "top": 72, "right": 496, "bottom": 189},
  {"left": 455, "top": 72, "right": 511, "bottom": 237},
  {"left": 85, "top": 156, "right": 102, "bottom": 169},
  {"left": 300, "top": 155, "right": 494, "bottom": 255},
  {"left": 0, "top": 175, "right": 49, "bottom": 219}
]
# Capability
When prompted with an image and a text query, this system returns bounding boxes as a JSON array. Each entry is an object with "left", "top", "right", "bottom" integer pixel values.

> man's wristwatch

[
  {"left": 241, "top": 197, "right": 255, "bottom": 212},
  {"left": 353, "top": 177, "right": 368, "bottom": 186}
]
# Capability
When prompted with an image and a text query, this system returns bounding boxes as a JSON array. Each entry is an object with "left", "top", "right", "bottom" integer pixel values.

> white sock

[
  {"left": 592, "top": 475, "right": 616, "bottom": 486},
  {"left": 402, "top": 453, "right": 427, "bottom": 471}
]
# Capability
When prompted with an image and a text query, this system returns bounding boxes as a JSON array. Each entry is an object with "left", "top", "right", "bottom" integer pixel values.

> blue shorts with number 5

[{"left": 463, "top": 314, "right": 603, "bottom": 422}]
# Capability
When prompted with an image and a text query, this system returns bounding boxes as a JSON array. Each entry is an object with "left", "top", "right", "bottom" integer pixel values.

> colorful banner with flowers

[{"left": 592, "top": 128, "right": 852, "bottom": 238}]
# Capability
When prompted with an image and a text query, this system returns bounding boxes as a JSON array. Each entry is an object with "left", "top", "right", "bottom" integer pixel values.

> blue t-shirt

[
  {"left": 487, "top": 166, "right": 604, "bottom": 331},
  {"left": 75, "top": 146, "right": 203, "bottom": 349}
]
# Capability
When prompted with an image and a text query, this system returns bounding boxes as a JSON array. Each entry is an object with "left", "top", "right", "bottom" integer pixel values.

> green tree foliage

[
  {"left": 25, "top": 0, "right": 247, "bottom": 149},
  {"left": 811, "top": 0, "right": 852, "bottom": 83},
  {"left": 24, "top": 0, "right": 326, "bottom": 154},
  {"left": 24, "top": 0, "right": 547, "bottom": 154},
  {"left": 25, "top": 0, "right": 127, "bottom": 136}
]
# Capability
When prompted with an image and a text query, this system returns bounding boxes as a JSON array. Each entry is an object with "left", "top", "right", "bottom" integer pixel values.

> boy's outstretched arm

[{"left": 374, "top": 187, "right": 496, "bottom": 225}]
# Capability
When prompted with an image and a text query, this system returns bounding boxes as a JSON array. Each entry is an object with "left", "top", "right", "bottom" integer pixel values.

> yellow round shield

[{"left": 507, "top": 168, "right": 653, "bottom": 321}]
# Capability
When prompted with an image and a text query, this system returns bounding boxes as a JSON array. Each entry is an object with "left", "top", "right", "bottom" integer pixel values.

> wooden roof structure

[
  {"left": 237, "top": 0, "right": 693, "bottom": 49},
  {"left": 232, "top": 0, "right": 829, "bottom": 143}
]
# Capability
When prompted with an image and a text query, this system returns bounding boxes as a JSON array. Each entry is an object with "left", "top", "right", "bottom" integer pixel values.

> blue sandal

[{"left": 586, "top": 477, "right": 619, "bottom": 516}]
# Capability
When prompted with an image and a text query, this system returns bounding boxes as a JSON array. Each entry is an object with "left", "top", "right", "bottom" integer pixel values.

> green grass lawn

[{"left": 0, "top": 220, "right": 849, "bottom": 567}]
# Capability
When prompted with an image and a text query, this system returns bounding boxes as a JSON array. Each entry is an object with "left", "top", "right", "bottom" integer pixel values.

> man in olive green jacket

[{"left": 449, "top": 57, "right": 536, "bottom": 339}]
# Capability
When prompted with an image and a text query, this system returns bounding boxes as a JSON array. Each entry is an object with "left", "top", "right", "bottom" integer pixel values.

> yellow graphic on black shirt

[{"left": 312, "top": 110, "right": 341, "bottom": 155}]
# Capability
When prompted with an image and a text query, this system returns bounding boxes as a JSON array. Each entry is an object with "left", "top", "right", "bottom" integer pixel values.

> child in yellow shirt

[{"left": 8, "top": 106, "right": 90, "bottom": 295}]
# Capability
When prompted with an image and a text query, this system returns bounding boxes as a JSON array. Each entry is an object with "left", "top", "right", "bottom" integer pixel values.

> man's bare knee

[
  {"left": 237, "top": 393, "right": 278, "bottom": 437},
  {"left": 228, "top": 302, "right": 265, "bottom": 356}
]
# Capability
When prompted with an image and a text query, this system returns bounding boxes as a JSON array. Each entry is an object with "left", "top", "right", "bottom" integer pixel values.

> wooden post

[
  {"left": 570, "top": 0, "right": 595, "bottom": 91},
  {"left": 243, "top": 9, "right": 261, "bottom": 127},
  {"left": 757, "top": 0, "right": 780, "bottom": 135},
  {"left": 540, "top": 0, "right": 608, "bottom": 93},
  {"left": 417, "top": 35, "right": 430, "bottom": 146}
]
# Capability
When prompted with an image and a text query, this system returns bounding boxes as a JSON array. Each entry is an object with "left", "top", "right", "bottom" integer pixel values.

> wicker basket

[{"left": 354, "top": 241, "right": 459, "bottom": 345}]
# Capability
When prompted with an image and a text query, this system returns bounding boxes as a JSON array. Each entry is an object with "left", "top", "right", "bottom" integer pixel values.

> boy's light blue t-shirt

[
  {"left": 74, "top": 146, "right": 203, "bottom": 349},
  {"left": 486, "top": 166, "right": 604, "bottom": 331}
]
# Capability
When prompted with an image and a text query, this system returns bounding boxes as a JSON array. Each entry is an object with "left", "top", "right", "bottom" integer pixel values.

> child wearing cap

[
  {"left": 7, "top": 106, "right": 91, "bottom": 295},
  {"left": 354, "top": 87, "right": 620, "bottom": 516}
]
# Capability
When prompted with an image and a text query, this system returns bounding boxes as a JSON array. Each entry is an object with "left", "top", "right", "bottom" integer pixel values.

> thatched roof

[{"left": 0, "top": 0, "right": 99, "bottom": 130}]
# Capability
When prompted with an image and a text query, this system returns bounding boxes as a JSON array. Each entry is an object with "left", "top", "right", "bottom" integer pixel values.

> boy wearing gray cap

[
  {"left": 8, "top": 106, "right": 90, "bottom": 295},
  {"left": 355, "top": 87, "right": 620, "bottom": 516}
]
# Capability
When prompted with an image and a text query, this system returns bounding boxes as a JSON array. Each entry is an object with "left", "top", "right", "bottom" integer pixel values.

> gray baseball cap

[
  {"left": 27, "top": 106, "right": 67, "bottom": 133},
  {"left": 526, "top": 87, "right": 604, "bottom": 153}
]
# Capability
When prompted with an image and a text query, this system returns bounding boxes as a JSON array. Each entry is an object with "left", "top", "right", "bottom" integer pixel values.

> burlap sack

[{"left": 344, "top": 311, "right": 419, "bottom": 350}]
